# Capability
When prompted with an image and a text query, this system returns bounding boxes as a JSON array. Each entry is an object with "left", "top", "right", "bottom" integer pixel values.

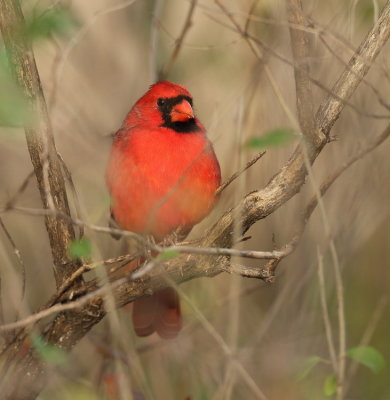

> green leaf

[
  {"left": 246, "top": 128, "right": 297, "bottom": 149},
  {"left": 30, "top": 334, "right": 67, "bottom": 366},
  {"left": 68, "top": 238, "right": 91, "bottom": 259},
  {"left": 323, "top": 373, "right": 337, "bottom": 397},
  {"left": 347, "top": 346, "right": 385, "bottom": 374},
  {"left": 25, "top": 7, "right": 78, "bottom": 41},
  {"left": 296, "top": 355, "right": 323, "bottom": 380},
  {"left": 156, "top": 249, "right": 180, "bottom": 262}
]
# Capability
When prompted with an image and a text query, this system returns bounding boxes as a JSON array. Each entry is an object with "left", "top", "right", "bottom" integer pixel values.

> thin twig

[
  {"left": 0, "top": 277, "right": 124, "bottom": 332},
  {"left": 317, "top": 0, "right": 390, "bottom": 134},
  {"left": 45, "top": 253, "right": 137, "bottom": 308},
  {"left": 57, "top": 152, "right": 84, "bottom": 238},
  {"left": 162, "top": 0, "right": 198, "bottom": 78},
  {"left": 209, "top": 4, "right": 390, "bottom": 122},
  {"left": 167, "top": 276, "right": 270, "bottom": 400},
  {"left": 51, "top": 0, "right": 139, "bottom": 111},
  {"left": 0, "top": 206, "right": 145, "bottom": 244},
  {"left": 41, "top": 141, "right": 55, "bottom": 212},
  {"left": 221, "top": 96, "right": 245, "bottom": 400},
  {"left": 319, "top": 34, "right": 390, "bottom": 112},
  {"left": 4, "top": 170, "right": 35, "bottom": 210},
  {"left": 0, "top": 217, "right": 26, "bottom": 307},
  {"left": 150, "top": 0, "right": 163, "bottom": 82},
  {"left": 344, "top": 294, "right": 389, "bottom": 393},
  {"left": 317, "top": 248, "right": 338, "bottom": 373},
  {"left": 287, "top": 0, "right": 319, "bottom": 146},
  {"left": 215, "top": 151, "right": 266, "bottom": 196},
  {"left": 214, "top": 0, "right": 300, "bottom": 133},
  {"left": 243, "top": 0, "right": 259, "bottom": 34},
  {"left": 262, "top": 122, "right": 390, "bottom": 276},
  {"left": 0, "top": 241, "right": 282, "bottom": 333},
  {"left": 333, "top": 249, "right": 346, "bottom": 400},
  {"left": 0, "top": 206, "right": 284, "bottom": 260},
  {"left": 201, "top": 2, "right": 390, "bottom": 83}
]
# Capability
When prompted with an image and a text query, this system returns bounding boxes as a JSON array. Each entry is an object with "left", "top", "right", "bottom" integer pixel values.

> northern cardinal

[{"left": 106, "top": 81, "right": 221, "bottom": 339}]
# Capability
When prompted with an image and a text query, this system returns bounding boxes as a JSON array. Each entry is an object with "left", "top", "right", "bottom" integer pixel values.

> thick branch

[
  {"left": 0, "top": 0, "right": 81, "bottom": 287},
  {"left": 0, "top": 1, "right": 84, "bottom": 399}
]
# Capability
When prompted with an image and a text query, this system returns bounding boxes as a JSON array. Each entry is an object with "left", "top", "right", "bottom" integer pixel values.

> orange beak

[{"left": 170, "top": 99, "right": 194, "bottom": 122}]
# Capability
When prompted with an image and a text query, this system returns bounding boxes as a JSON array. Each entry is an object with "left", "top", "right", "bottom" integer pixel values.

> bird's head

[{"left": 124, "top": 81, "right": 202, "bottom": 133}]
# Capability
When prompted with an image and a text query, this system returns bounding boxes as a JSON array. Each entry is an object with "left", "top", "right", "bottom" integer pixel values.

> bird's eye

[{"left": 157, "top": 98, "right": 166, "bottom": 107}]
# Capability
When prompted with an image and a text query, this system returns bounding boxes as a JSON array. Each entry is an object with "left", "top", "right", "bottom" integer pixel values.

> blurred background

[{"left": 0, "top": 0, "right": 389, "bottom": 399}]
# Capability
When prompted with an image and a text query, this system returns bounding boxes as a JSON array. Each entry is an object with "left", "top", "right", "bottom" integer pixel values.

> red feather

[{"left": 106, "top": 81, "right": 221, "bottom": 338}]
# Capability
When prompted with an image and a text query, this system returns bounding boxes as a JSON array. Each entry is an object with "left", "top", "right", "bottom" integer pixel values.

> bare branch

[
  {"left": 4, "top": 170, "right": 35, "bottom": 210},
  {"left": 316, "top": 1, "right": 390, "bottom": 135},
  {"left": 215, "top": 151, "right": 266, "bottom": 196},
  {"left": 171, "top": 278, "right": 270, "bottom": 400},
  {"left": 318, "top": 33, "right": 390, "bottom": 112},
  {"left": 45, "top": 254, "right": 138, "bottom": 308},
  {"left": 57, "top": 152, "right": 84, "bottom": 238},
  {"left": 150, "top": 0, "right": 164, "bottom": 82},
  {"left": 51, "top": 0, "right": 139, "bottom": 110},
  {"left": 317, "top": 248, "right": 338, "bottom": 373},
  {"left": 208, "top": 6, "right": 390, "bottom": 122},
  {"left": 345, "top": 294, "right": 389, "bottom": 392},
  {"left": 0, "top": 278, "right": 118, "bottom": 333},
  {"left": 0, "top": 206, "right": 145, "bottom": 244},
  {"left": 0, "top": 0, "right": 81, "bottom": 287},
  {"left": 262, "top": 122, "right": 390, "bottom": 275},
  {"left": 0, "top": 217, "right": 26, "bottom": 307},
  {"left": 162, "top": 0, "right": 198, "bottom": 78},
  {"left": 0, "top": 204, "right": 293, "bottom": 260},
  {"left": 286, "top": 0, "right": 320, "bottom": 146}
]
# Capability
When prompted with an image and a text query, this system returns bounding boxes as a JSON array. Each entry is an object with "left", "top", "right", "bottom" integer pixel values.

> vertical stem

[
  {"left": 0, "top": 0, "right": 81, "bottom": 287},
  {"left": 0, "top": 1, "right": 85, "bottom": 398},
  {"left": 317, "top": 248, "right": 338, "bottom": 372},
  {"left": 286, "top": 0, "right": 320, "bottom": 146}
]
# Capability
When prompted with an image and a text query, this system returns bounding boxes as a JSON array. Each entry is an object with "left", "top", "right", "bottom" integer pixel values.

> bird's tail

[
  {"left": 132, "top": 287, "right": 182, "bottom": 339},
  {"left": 118, "top": 257, "right": 182, "bottom": 339}
]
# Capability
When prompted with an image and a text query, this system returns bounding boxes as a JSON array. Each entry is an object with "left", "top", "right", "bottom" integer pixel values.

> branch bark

[
  {"left": 0, "top": 0, "right": 84, "bottom": 398},
  {"left": 0, "top": 0, "right": 82, "bottom": 287}
]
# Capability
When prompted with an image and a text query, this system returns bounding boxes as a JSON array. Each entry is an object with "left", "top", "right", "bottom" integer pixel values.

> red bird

[{"left": 106, "top": 81, "right": 221, "bottom": 339}]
